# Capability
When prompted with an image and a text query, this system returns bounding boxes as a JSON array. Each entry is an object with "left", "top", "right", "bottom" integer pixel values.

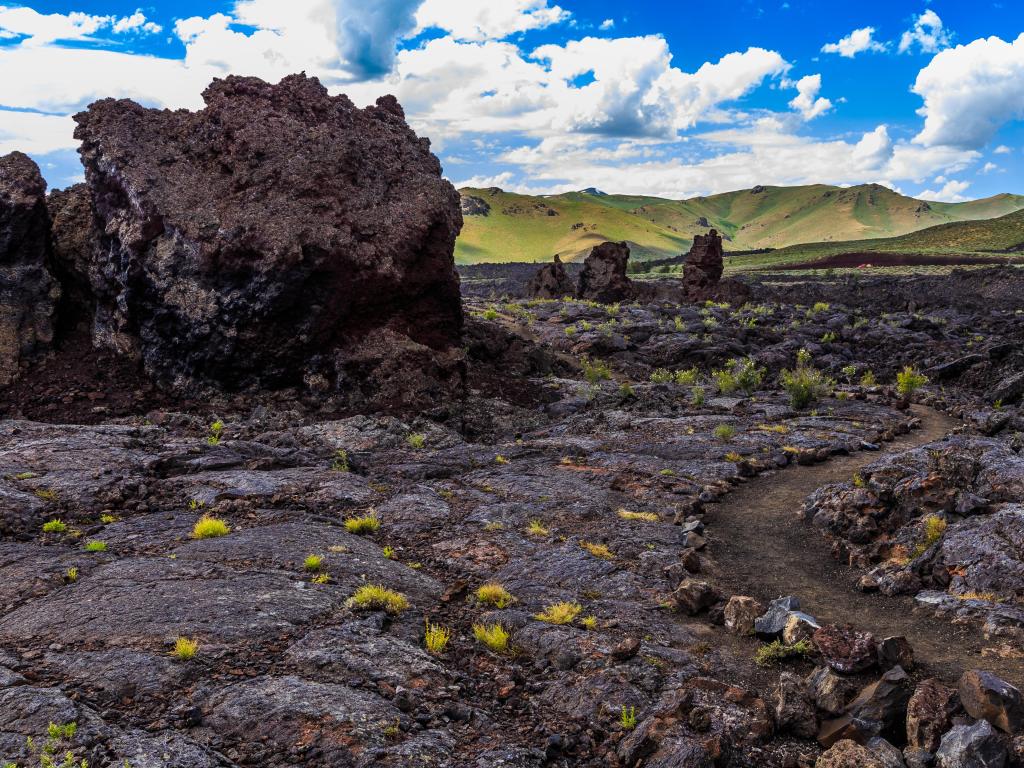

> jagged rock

[
  {"left": 527, "top": 254, "right": 575, "bottom": 299},
  {"left": 576, "top": 241, "right": 632, "bottom": 303},
  {"left": 773, "top": 672, "right": 818, "bottom": 738},
  {"left": 460, "top": 195, "right": 491, "bottom": 216},
  {"left": 814, "top": 625, "right": 878, "bottom": 674},
  {"left": 680, "top": 229, "right": 751, "bottom": 305},
  {"left": 935, "top": 720, "right": 1008, "bottom": 768},
  {"left": 958, "top": 669, "right": 1024, "bottom": 734},
  {"left": 0, "top": 152, "right": 59, "bottom": 385},
  {"left": 755, "top": 595, "right": 819, "bottom": 639},
  {"left": 71, "top": 74, "right": 463, "bottom": 407},
  {"left": 991, "top": 372, "right": 1024, "bottom": 405},
  {"left": 808, "top": 666, "right": 856, "bottom": 716},
  {"left": 819, "top": 667, "right": 912, "bottom": 747},
  {"left": 784, "top": 613, "right": 820, "bottom": 645},
  {"left": 865, "top": 737, "right": 907, "bottom": 768},
  {"left": 672, "top": 579, "right": 719, "bottom": 615},
  {"left": 907, "top": 679, "right": 960, "bottom": 753},
  {"left": 877, "top": 636, "right": 914, "bottom": 671},
  {"left": 724, "top": 595, "right": 763, "bottom": 635},
  {"left": 46, "top": 183, "right": 96, "bottom": 329}
]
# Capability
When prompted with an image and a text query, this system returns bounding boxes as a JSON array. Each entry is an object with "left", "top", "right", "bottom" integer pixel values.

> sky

[{"left": 0, "top": 1, "right": 1022, "bottom": 202}]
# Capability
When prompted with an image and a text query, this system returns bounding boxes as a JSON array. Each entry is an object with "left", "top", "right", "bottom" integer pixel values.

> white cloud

[
  {"left": 599, "top": 19, "right": 615, "bottom": 31},
  {"left": 788, "top": 74, "right": 832, "bottom": 120},
  {"left": 415, "top": 0, "right": 568, "bottom": 42},
  {"left": 919, "top": 178, "right": 970, "bottom": 202},
  {"left": 0, "top": 109, "right": 77, "bottom": 154},
  {"left": 821, "top": 27, "right": 888, "bottom": 58},
  {"left": 912, "top": 33, "right": 1024, "bottom": 149},
  {"left": 994, "top": 144, "right": 1012, "bottom": 154},
  {"left": 899, "top": 10, "right": 951, "bottom": 55},
  {"left": 980, "top": 162, "right": 998, "bottom": 174},
  {"left": 0, "top": 5, "right": 162, "bottom": 44}
]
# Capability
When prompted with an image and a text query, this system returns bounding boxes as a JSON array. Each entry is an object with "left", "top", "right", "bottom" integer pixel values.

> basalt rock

[
  {"left": 0, "top": 152, "right": 60, "bottom": 385},
  {"left": 527, "top": 254, "right": 576, "bottom": 299},
  {"left": 45, "top": 183, "right": 96, "bottom": 332},
  {"left": 71, "top": 74, "right": 464, "bottom": 409},
  {"left": 576, "top": 241, "right": 632, "bottom": 303},
  {"left": 680, "top": 229, "right": 751, "bottom": 305}
]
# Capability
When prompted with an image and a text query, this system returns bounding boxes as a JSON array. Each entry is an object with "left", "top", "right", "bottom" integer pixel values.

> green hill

[
  {"left": 454, "top": 184, "right": 1024, "bottom": 265},
  {"left": 726, "top": 207, "right": 1024, "bottom": 272}
]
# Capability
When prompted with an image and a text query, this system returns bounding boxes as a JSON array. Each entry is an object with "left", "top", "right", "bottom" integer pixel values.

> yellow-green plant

[
  {"left": 476, "top": 583, "right": 516, "bottom": 608},
  {"left": 617, "top": 509, "right": 658, "bottom": 523},
  {"left": 348, "top": 584, "right": 409, "bottom": 614},
  {"left": 172, "top": 637, "right": 199, "bottom": 661},
  {"left": 42, "top": 519, "right": 67, "bottom": 534},
  {"left": 472, "top": 622, "right": 510, "bottom": 653},
  {"left": 331, "top": 449, "right": 350, "bottom": 472},
  {"left": 896, "top": 366, "right": 928, "bottom": 399},
  {"left": 581, "top": 541, "right": 613, "bottom": 559},
  {"left": 344, "top": 512, "right": 381, "bottom": 535},
  {"left": 191, "top": 515, "right": 230, "bottom": 539},
  {"left": 303, "top": 554, "right": 324, "bottom": 572},
  {"left": 424, "top": 621, "right": 451, "bottom": 654},
  {"left": 83, "top": 540, "right": 107, "bottom": 553},
  {"left": 406, "top": 433, "right": 426, "bottom": 450},
  {"left": 535, "top": 601, "right": 582, "bottom": 625},
  {"left": 620, "top": 705, "right": 638, "bottom": 729},
  {"left": 206, "top": 420, "right": 224, "bottom": 446},
  {"left": 526, "top": 519, "right": 549, "bottom": 536}
]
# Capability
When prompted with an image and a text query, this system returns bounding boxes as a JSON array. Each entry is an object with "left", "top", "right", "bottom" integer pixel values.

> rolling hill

[{"left": 454, "top": 184, "right": 1024, "bottom": 265}]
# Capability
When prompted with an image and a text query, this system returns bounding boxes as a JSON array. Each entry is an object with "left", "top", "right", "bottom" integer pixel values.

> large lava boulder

[
  {"left": 577, "top": 241, "right": 632, "bottom": 303},
  {"left": 681, "top": 229, "right": 751, "bottom": 305},
  {"left": 527, "top": 254, "right": 575, "bottom": 299},
  {"left": 0, "top": 152, "right": 60, "bottom": 386},
  {"left": 70, "top": 74, "right": 464, "bottom": 406}
]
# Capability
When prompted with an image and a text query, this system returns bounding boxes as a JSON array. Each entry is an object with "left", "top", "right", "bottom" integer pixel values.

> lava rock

[
  {"left": 816, "top": 739, "right": 888, "bottom": 768},
  {"left": 527, "top": 254, "right": 576, "bottom": 299},
  {"left": 814, "top": 625, "right": 878, "bottom": 674},
  {"left": 0, "top": 152, "right": 59, "bottom": 385},
  {"left": 72, "top": 74, "right": 464, "bottom": 406},
  {"left": 672, "top": 579, "right": 719, "bottom": 615},
  {"left": 576, "top": 241, "right": 632, "bottom": 303},
  {"left": 773, "top": 671, "right": 818, "bottom": 739},
  {"left": 877, "top": 636, "right": 914, "bottom": 671},
  {"left": 724, "top": 595, "right": 763, "bottom": 635},
  {"left": 935, "top": 720, "right": 1008, "bottom": 768},
  {"left": 755, "top": 595, "right": 819, "bottom": 639},
  {"left": 958, "top": 669, "right": 1024, "bottom": 734},
  {"left": 907, "top": 678, "right": 960, "bottom": 753}
]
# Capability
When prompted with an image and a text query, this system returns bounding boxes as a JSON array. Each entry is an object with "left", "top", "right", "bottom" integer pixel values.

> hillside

[
  {"left": 454, "top": 184, "right": 1024, "bottom": 264},
  {"left": 726, "top": 207, "right": 1024, "bottom": 272}
]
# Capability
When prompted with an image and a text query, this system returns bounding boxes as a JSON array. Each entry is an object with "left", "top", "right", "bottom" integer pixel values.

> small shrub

[
  {"left": 852, "top": 473, "right": 865, "bottom": 488},
  {"left": 714, "top": 424, "right": 736, "bottom": 441},
  {"left": 34, "top": 488, "right": 58, "bottom": 502},
  {"left": 64, "top": 567, "right": 79, "bottom": 583},
  {"left": 754, "top": 639, "right": 812, "bottom": 666},
  {"left": 172, "top": 637, "right": 199, "bottom": 661},
  {"left": 494, "top": 454, "right": 509, "bottom": 465},
  {"left": 810, "top": 302, "right": 830, "bottom": 314},
  {"left": 617, "top": 508, "right": 659, "bottom": 522},
  {"left": 482, "top": 305, "right": 499, "bottom": 321},
  {"left": 757, "top": 423, "right": 789, "bottom": 434},
  {"left": 821, "top": 331, "right": 837, "bottom": 344},
  {"left": 331, "top": 449, "right": 350, "bottom": 472},
  {"left": 711, "top": 367, "right": 738, "bottom": 394},
  {"left": 580, "top": 356, "right": 612, "bottom": 384},
  {"left": 348, "top": 584, "right": 409, "bottom": 614},
  {"left": 690, "top": 386, "right": 706, "bottom": 406},
  {"left": 100, "top": 513, "right": 118, "bottom": 524},
  {"left": 581, "top": 541, "right": 613, "bottom": 559},
  {"left": 581, "top": 615, "right": 598, "bottom": 630},
  {"left": 406, "top": 433, "right": 426, "bottom": 450},
  {"left": 658, "top": 468, "right": 675, "bottom": 477},
  {"left": 860, "top": 370, "right": 877, "bottom": 387},
  {"left": 473, "top": 622, "right": 510, "bottom": 653},
  {"left": 724, "top": 451, "right": 743, "bottom": 463},
  {"left": 303, "top": 554, "right": 324, "bottom": 572},
  {"left": 424, "top": 621, "right": 451, "bottom": 654},
  {"left": 896, "top": 366, "right": 928, "bottom": 399},
  {"left": 311, "top": 573, "right": 331, "bottom": 584},
  {"left": 780, "top": 365, "right": 834, "bottom": 410},
  {"left": 526, "top": 519, "right": 549, "bottom": 536},
  {"left": 535, "top": 601, "right": 582, "bottom": 625},
  {"left": 206, "top": 420, "right": 224, "bottom": 446},
  {"left": 42, "top": 519, "right": 67, "bottom": 534},
  {"left": 674, "top": 367, "right": 699, "bottom": 386},
  {"left": 382, "top": 545, "right": 396, "bottom": 559},
  {"left": 345, "top": 513, "right": 381, "bottom": 535},
  {"left": 476, "top": 583, "right": 516, "bottom": 608},
  {"left": 650, "top": 368, "right": 673, "bottom": 384},
  {"left": 618, "top": 381, "right": 635, "bottom": 399},
  {"left": 734, "top": 358, "right": 765, "bottom": 395},
  {"left": 565, "top": 324, "right": 577, "bottom": 336},
  {"left": 620, "top": 705, "right": 638, "bottom": 729},
  {"left": 841, "top": 364, "right": 858, "bottom": 382},
  {"left": 192, "top": 515, "right": 230, "bottom": 539},
  {"left": 84, "top": 540, "right": 107, "bottom": 553}
]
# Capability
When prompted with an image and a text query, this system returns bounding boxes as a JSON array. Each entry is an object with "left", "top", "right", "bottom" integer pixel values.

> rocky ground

[{"left": 2, "top": 281, "right": 1023, "bottom": 767}]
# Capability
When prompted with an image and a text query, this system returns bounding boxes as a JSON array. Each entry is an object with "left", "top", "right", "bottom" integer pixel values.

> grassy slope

[
  {"left": 727, "top": 208, "right": 1024, "bottom": 272},
  {"left": 455, "top": 184, "right": 1024, "bottom": 265}
]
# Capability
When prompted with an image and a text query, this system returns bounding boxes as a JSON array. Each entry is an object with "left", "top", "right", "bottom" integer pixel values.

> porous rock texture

[
  {"left": 0, "top": 152, "right": 59, "bottom": 385},
  {"left": 527, "top": 254, "right": 576, "bottom": 299},
  {"left": 681, "top": 229, "right": 751, "bottom": 304},
  {"left": 576, "top": 241, "right": 633, "bottom": 303},
  {"left": 70, "top": 74, "right": 464, "bottom": 408}
]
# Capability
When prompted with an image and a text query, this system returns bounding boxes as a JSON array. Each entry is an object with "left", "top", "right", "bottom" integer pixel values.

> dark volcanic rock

[
  {"left": 0, "top": 152, "right": 59, "bottom": 385},
  {"left": 527, "top": 254, "right": 576, "bottom": 299},
  {"left": 576, "top": 241, "right": 632, "bottom": 303},
  {"left": 907, "top": 678, "right": 960, "bottom": 753},
  {"left": 958, "top": 669, "right": 1024, "bottom": 734},
  {"left": 46, "top": 183, "right": 96, "bottom": 330},
  {"left": 460, "top": 194, "right": 491, "bottom": 217},
  {"left": 814, "top": 625, "right": 879, "bottom": 674},
  {"left": 72, "top": 74, "right": 463, "bottom": 406},
  {"left": 935, "top": 720, "right": 1008, "bottom": 768},
  {"left": 680, "top": 229, "right": 751, "bottom": 304}
]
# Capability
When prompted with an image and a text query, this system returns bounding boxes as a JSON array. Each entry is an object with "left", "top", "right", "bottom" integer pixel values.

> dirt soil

[{"left": 777, "top": 252, "right": 1019, "bottom": 270}]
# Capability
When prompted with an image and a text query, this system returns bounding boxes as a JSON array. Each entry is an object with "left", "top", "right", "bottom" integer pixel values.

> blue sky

[{"left": 1, "top": 0, "right": 1022, "bottom": 202}]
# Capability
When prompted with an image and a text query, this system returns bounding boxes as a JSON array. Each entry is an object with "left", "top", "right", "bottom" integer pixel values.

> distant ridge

[{"left": 454, "top": 183, "right": 1024, "bottom": 265}]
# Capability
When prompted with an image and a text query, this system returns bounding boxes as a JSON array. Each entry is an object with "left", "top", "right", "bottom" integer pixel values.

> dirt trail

[{"left": 702, "top": 405, "right": 1024, "bottom": 688}]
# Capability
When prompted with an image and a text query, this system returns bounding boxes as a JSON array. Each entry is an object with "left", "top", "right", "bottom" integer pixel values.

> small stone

[
  {"left": 611, "top": 637, "right": 641, "bottom": 661},
  {"left": 813, "top": 625, "right": 878, "bottom": 674},
  {"left": 877, "top": 636, "right": 914, "bottom": 671},
  {"left": 672, "top": 579, "right": 719, "bottom": 615},
  {"left": 724, "top": 596, "right": 763, "bottom": 636},
  {"left": 783, "top": 613, "right": 819, "bottom": 645},
  {"left": 807, "top": 666, "right": 854, "bottom": 716}
]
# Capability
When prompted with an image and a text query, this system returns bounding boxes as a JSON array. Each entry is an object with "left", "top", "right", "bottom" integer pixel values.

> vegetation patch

[
  {"left": 535, "top": 601, "right": 582, "bottom": 625},
  {"left": 754, "top": 639, "right": 813, "bottom": 667},
  {"left": 472, "top": 622, "right": 510, "bottom": 653},
  {"left": 344, "top": 512, "right": 381, "bottom": 535},
  {"left": 348, "top": 584, "right": 409, "bottom": 614},
  {"left": 191, "top": 515, "right": 230, "bottom": 540},
  {"left": 476, "top": 582, "right": 516, "bottom": 608}
]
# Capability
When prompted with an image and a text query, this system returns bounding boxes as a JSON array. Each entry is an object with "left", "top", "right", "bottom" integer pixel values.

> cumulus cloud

[
  {"left": 600, "top": 19, "right": 615, "bottom": 31},
  {"left": 0, "top": 109, "right": 77, "bottom": 154},
  {"left": 919, "top": 178, "right": 971, "bottom": 202},
  {"left": 994, "top": 145, "right": 1012, "bottom": 154},
  {"left": 912, "top": 32, "right": 1024, "bottom": 149},
  {"left": 788, "top": 74, "right": 832, "bottom": 120},
  {"left": 899, "top": 10, "right": 951, "bottom": 54},
  {"left": 415, "top": 0, "right": 568, "bottom": 42},
  {"left": 821, "top": 27, "right": 888, "bottom": 58},
  {"left": 0, "top": 5, "right": 161, "bottom": 44}
]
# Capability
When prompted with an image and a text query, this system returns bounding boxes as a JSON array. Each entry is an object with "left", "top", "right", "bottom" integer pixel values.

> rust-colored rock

[
  {"left": 906, "top": 678, "right": 960, "bottom": 753},
  {"left": 527, "top": 254, "right": 575, "bottom": 299},
  {"left": 813, "top": 624, "right": 878, "bottom": 674},
  {"left": 0, "top": 152, "right": 60, "bottom": 385},
  {"left": 71, "top": 74, "right": 463, "bottom": 407},
  {"left": 958, "top": 669, "right": 1024, "bottom": 734},
  {"left": 577, "top": 241, "right": 632, "bottom": 303}
]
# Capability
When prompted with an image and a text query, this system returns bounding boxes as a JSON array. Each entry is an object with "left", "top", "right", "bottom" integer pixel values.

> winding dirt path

[{"left": 702, "top": 405, "right": 1024, "bottom": 688}]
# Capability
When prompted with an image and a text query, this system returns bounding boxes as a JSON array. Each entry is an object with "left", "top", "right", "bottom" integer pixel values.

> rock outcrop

[
  {"left": 0, "top": 152, "right": 59, "bottom": 385},
  {"left": 681, "top": 229, "right": 751, "bottom": 304},
  {"left": 69, "top": 74, "right": 464, "bottom": 408},
  {"left": 527, "top": 254, "right": 575, "bottom": 299},
  {"left": 576, "top": 241, "right": 632, "bottom": 303}
]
